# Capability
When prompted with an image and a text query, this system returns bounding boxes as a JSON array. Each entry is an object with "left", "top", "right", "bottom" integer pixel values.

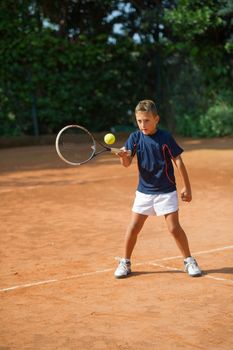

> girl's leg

[
  {"left": 164, "top": 211, "right": 191, "bottom": 258},
  {"left": 124, "top": 212, "right": 148, "bottom": 259}
]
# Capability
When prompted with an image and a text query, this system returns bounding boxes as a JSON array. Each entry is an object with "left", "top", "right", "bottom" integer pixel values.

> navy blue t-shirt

[{"left": 125, "top": 129, "right": 183, "bottom": 194}]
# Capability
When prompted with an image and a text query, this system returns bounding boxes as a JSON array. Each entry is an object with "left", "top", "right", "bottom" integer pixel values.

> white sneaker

[
  {"left": 184, "top": 257, "right": 202, "bottom": 277},
  {"left": 114, "top": 258, "right": 131, "bottom": 278}
]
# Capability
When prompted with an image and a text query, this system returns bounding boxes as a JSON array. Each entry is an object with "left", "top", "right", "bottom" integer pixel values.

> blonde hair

[{"left": 135, "top": 100, "right": 158, "bottom": 116}]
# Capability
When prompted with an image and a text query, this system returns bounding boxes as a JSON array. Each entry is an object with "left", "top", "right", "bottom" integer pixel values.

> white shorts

[{"left": 132, "top": 190, "right": 178, "bottom": 216}]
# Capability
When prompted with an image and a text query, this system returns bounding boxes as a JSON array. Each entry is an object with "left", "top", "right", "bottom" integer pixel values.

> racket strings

[{"left": 58, "top": 127, "right": 95, "bottom": 164}]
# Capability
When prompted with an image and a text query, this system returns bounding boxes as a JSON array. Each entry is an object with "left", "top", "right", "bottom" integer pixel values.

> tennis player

[{"left": 115, "top": 100, "right": 202, "bottom": 278}]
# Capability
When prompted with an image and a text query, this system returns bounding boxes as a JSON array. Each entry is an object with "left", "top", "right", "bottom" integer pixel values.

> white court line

[
  {"left": 149, "top": 262, "right": 233, "bottom": 284},
  {"left": 0, "top": 245, "right": 232, "bottom": 293},
  {"left": 0, "top": 269, "right": 113, "bottom": 293},
  {"left": 146, "top": 244, "right": 233, "bottom": 264}
]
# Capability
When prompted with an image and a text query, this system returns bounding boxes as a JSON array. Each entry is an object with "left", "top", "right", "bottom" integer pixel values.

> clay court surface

[{"left": 0, "top": 136, "right": 232, "bottom": 350}]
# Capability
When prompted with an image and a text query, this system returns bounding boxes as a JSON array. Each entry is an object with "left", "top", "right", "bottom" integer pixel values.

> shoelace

[
  {"left": 185, "top": 259, "right": 198, "bottom": 270},
  {"left": 115, "top": 257, "right": 131, "bottom": 269}
]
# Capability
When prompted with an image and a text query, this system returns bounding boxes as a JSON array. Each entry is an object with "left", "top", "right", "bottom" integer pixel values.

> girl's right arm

[{"left": 175, "top": 155, "right": 192, "bottom": 202}]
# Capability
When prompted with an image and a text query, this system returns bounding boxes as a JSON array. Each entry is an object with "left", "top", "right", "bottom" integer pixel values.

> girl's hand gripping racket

[{"left": 55, "top": 125, "right": 130, "bottom": 166}]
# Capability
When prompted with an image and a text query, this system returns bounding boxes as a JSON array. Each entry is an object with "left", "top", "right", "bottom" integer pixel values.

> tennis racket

[{"left": 55, "top": 125, "right": 125, "bottom": 166}]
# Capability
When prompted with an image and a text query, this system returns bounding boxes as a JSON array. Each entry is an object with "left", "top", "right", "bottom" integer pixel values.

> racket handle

[{"left": 110, "top": 147, "right": 132, "bottom": 156}]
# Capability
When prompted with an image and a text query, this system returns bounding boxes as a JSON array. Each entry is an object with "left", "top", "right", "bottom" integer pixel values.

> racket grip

[{"left": 110, "top": 147, "right": 132, "bottom": 156}]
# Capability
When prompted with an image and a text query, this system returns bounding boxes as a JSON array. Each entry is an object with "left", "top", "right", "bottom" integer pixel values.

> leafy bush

[
  {"left": 175, "top": 100, "right": 233, "bottom": 137},
  {"left": 199, "top": 103, "right": 233, "bottom": 137},
  {"left": 175, "top": 114, "right": 200, "bottom": 137}
]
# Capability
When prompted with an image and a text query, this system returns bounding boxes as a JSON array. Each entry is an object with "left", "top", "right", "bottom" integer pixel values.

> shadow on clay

[{"left": 203, "top": 267, "right": 233, "bottom": 275}]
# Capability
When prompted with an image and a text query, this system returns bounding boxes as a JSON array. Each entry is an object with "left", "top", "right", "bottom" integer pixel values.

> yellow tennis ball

[{"left": 104, "top": 133, "right": 116, "bottom": 145}]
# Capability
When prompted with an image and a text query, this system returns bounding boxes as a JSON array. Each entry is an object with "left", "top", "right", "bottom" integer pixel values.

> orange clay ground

[{"left": 0, "top": 136, "right": 233, "bottom": 350}]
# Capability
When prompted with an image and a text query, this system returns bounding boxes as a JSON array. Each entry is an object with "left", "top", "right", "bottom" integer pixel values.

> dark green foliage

[
  {"left": 0, "top": 0, "right": 232, "bottom": 137},
  {"left": 176, "top": 90, "right": 233, "bottom": 137},
  {"left": 199, "top": 99, "right": 233, "bottom": 137}
]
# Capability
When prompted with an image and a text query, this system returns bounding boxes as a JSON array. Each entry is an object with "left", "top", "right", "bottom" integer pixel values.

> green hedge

[{"left": 176, "top": 94, "right": 233, "bottom": 137}]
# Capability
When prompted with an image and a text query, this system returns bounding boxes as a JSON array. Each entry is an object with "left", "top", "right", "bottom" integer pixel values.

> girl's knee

[{"left": 168, "top": 224, "right": 182, "bottom": 236}]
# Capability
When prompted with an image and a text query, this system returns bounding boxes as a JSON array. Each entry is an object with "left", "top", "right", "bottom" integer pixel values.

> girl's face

[{"left": 135, "top": 111, "right": 159, "bottom": 135}]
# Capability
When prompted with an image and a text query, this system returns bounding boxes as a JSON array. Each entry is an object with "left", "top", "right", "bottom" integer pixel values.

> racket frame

[{"left": 55, "top": 124, "right": 121, "bottom": 166}]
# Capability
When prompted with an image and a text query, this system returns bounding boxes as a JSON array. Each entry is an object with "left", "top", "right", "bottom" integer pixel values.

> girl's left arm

[{"left": 174, "top": 155, "right": 192, "bottom": 202}]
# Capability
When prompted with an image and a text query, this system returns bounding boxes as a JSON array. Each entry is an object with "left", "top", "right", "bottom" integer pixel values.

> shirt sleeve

[
  {"left": 124, "top": 132, "right": 138, "bottom": 157},
  {"left": 167, "top": 134, "right": 183, "bottom": 158}
]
